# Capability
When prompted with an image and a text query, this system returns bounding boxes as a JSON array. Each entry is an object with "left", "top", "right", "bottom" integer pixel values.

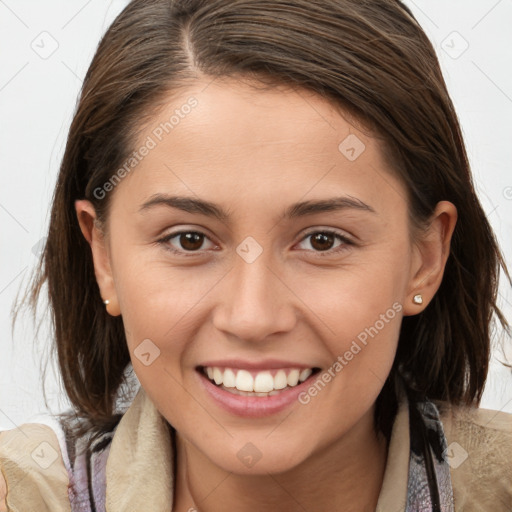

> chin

[{"left": 201, "top": 436, "right": 314, "bottom": 476}]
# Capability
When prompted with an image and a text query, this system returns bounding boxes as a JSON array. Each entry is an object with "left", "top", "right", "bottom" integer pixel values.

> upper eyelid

[{"left": 160, "top": 227, "right": 353, "bottom": 250}]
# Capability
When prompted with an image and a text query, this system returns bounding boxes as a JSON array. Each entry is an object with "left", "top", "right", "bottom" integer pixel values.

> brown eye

[
  {"left": 309, "top": 232, "right": 336, "bottom": 251},
  {"left": 178, "top": 232, "right": 205, "bottom": 251},
  {"left": 158, "top": 230, "right": 216, "bottom": 255},
  {"left": 296, "top": 230, "right": 353, "bottom": 256}
]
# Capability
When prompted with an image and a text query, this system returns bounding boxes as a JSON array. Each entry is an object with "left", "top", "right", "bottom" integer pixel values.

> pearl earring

[
  {"left": 103, "top": 299, "right": 110, "bottom": 305},
  {"left": 412, "top": 294, "right": 423, "bottom": 305}
]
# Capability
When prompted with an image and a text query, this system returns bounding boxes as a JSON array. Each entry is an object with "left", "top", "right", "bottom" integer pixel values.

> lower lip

[{"left": 196, "top": 370, "right": 318, "bottom": 418}]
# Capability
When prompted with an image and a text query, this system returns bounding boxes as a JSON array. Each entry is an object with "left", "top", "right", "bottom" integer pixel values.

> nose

[{"left": 212, "top": 248, "right": 297, "bottom": 343}]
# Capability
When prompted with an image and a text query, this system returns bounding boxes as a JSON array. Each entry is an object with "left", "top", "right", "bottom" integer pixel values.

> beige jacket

[{"left": 1, "top": 386, "right": 511, "bottom": 511}]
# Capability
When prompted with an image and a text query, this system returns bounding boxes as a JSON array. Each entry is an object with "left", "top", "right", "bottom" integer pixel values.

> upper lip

[{"left": 197, "top": 359, "right": 319, "bottom": 371}]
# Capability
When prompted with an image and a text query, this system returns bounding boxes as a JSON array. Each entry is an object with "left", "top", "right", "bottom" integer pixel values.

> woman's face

[{"left": 78, "top": 77, "right": 453, "bottom": 475}]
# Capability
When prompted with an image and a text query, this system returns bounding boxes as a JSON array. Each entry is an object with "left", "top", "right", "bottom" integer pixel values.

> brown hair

[{"left": 14, "top": 0, "right": 511, "bottom": 441}]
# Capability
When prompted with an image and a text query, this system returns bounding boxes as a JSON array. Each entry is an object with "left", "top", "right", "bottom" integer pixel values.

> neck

[{"left": 172, "top": 406, "right": 389, "bottom": 512}]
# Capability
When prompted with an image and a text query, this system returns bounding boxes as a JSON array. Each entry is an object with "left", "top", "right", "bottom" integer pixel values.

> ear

[
  {"left": 75, "top": 199, "right": 121, "bottom": 317},
  {"left": 402, "top": 200, "right": 457, "bottom": 316}
]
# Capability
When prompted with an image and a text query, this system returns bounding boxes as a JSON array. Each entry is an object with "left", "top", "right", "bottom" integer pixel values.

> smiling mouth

[{"left": 197, "top": 365, "right": 321, "bottom": 397}]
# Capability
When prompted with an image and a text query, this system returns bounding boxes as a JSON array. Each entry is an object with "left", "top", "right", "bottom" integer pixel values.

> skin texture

[{"left": 76, "top": 77, "right": 457, "bottom": 511}]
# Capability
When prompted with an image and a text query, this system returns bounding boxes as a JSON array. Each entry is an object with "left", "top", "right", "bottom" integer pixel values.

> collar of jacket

[
  {"left": 105, "top": 385, "right": 174, "bottom": 510},
  {"left": 104, "top": 385, "right": 412, "bottom": 511},
  {"left": 0, "top": 383, "right": 412, "bottom": 511}
]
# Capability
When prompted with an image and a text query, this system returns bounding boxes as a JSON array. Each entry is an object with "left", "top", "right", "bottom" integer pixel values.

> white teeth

[
  {"left": 223, "top": 368, "right": 236, "bottom": 388},
  {"left": 287, "top": 369, "right": 300, "bottom": 387},
  {"left": 299, "top": 368, "right": 312, "bottom": 382},
  {"left": 213, "top": 367, "right": 223, "bottom": 385},
  {"left": 254, "top": 372, "right": 274, "bottom": 393},
  {"left": 274, "top": 370, "right": 288, "bottom": 390},
  {"left": 203, "top": 366, "right": 315, "bottom": 393},
  {"left": 235, "top": 369, "right": 254, "bottom": 391}
]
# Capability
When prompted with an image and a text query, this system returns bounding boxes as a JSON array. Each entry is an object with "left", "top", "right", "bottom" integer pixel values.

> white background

[{"left": 1, "top": 0, "right": 511, "bottom": 430}]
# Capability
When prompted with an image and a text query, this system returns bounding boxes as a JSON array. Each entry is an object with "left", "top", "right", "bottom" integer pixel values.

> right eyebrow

[{"left": 139, "top": 194, "right": 231, "bottom": 221}]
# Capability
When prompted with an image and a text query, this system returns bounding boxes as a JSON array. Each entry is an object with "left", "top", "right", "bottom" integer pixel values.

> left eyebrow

[
  {"left": 138, "top": 194, "right": 377, "bottom": 221},
  {"left": 284, "top": 196, "right": 377, "bottom": 218}
]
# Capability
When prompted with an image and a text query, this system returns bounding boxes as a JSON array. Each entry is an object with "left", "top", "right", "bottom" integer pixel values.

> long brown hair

[{"left": 14, "top": 0, "right": 511, "bottom": 441}]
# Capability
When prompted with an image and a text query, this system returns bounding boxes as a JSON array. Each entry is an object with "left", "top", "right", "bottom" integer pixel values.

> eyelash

[{"left": 156, "top": 229, "right": 354, "bottom": 258}]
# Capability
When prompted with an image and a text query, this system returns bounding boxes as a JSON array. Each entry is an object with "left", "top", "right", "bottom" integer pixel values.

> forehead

[
  {"left": 146, "top": 78, "right": 366, "bottom": 160},
  {"left": 111, "top": 77, "right": 407, "bottom": 219}
]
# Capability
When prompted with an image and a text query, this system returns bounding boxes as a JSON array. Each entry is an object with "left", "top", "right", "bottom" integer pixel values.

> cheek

[
  {"left": 112, "top": 255, "right": 227, "bottom": 386},
  {"left": 286, "top": 294, "right": 402, "bottom": 461},
  {"left": 298, "top": 246, "right": 407, "bottom": 396},
  {"left": 303, "top": 250, "right": 407, "bottom": 343},
  {"left": 319, "top": 294, "right": 402, "bottom": 399},
  {"left": 113, "top": 246, "right": 202, "bottom": 326}
]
